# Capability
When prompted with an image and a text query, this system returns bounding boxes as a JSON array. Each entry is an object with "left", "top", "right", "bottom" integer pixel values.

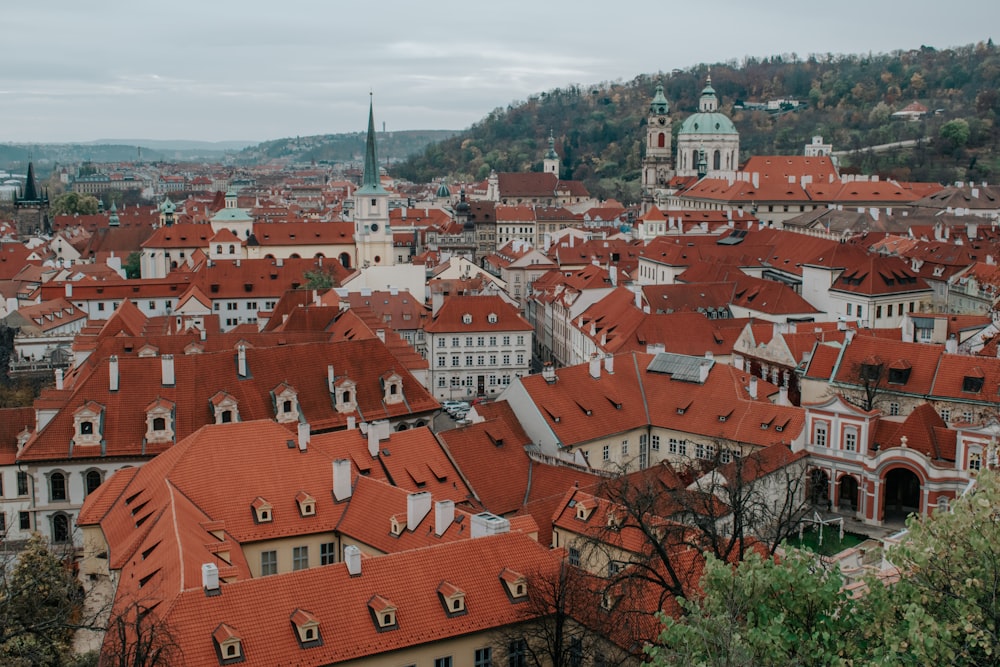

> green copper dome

[
  {"left": 649, "top": 85, "right": 669, "bottom": 115},
  {"left": 678, "top": 112, "right": 737, "bottom": 135}
]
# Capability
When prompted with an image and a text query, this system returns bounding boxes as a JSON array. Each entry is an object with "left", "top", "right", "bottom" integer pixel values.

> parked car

[
  {"left": 442, "top": 400, "right": 465, "bottom": 411},
  {"left": 445, "top": 402, "right": 470, "bottom": 417}
]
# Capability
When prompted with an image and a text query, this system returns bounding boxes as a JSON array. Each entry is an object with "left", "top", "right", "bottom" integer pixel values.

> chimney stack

[
  {"left": 297, "top": 422, "right": 310, "bottom": 451},
  {"left": 161, "top": 354, "right": 175, "bottom": 386},
  {"left": 946, "top": 334, "right": 958, "bottom": 355},
  {"left": 327, "top": 364, "right": 336, "bottom": 392},
  {"left": 698, "top": 360, "right": 711, "bottom": 384},
  {"left": 344, "top": 545, "right": 361, "bottom": 575},
  {"left": 542, "top": 363, "right": 556, "bottom": 383},
  {"left": 65, "top": 283, "right": 73, "bottom": 298},
  {"left": 434, "top": 500, "right": 455, "bottom": 537},
  {"left": 778, "top": 385, "right": 790, "bottom": 406},
  {"left": 55, "top": 368, "right": 64, "bottom": 391},
  {"left": 589, "top": 354, "right": 601, "bottom": 380},
  {"left": 347, "top": 416, "right": 356, "bottom": 430},
  {"left": 749, "top": 376, "right": 758, "bottom": 400},
  {"left": 407, "top": 491, "right": 432, "bottom": 530},
  {"left": 733, "top": 354, "right": 745, "bottom": 372},
  {"left": 333, "top": 459, "right": 352, "bottom": 501},
  {"left": 109, "top": 355, "right": 119, "bottom": 391},
  {"left": 202, "top": 563, "right": 220, "bottom": 596},
  {"left": 604, "top": 354, "right": 614, "bottom": 374},
  {"left": 368, "top": 426, "right": 380, "bottom": 458},
  {"left": 237, "top": 345, "right": 247, "bottom": 377}
]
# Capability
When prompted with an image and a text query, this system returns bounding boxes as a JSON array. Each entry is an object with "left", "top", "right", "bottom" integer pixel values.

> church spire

[
  {"left": 22, "top": 162, "right": 39, "bottom": 202},
  {"left": 545, "top": 130, "right": 558, "bottom": 160},
  {"left": 359, "top": 94, "right": 386, "bottom": 194}
]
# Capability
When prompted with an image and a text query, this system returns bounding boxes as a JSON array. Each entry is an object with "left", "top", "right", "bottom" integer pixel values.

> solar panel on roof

[{"left": 646, "top": 352, "right": 713, "bottom": 382}]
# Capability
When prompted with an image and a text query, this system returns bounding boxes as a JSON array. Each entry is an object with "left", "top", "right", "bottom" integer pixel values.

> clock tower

[
  {"left": 641, "top": 85, "right": 673, "bottom": 209},
  {"left": 353, "top": 96, "right": 395, "bottom": 267}
]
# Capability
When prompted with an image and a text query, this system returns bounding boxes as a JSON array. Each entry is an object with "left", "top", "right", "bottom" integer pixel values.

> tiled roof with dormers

[
  {"left": 519, "top": 352, "right": 802, "bottom": 450},
  {"left": 9, "top": 298, "right": 87, "bottom": 333},
  {"left": 250, "top": 221, "right": 354, "bottom": 246},
  {"left": 334, "top": 476, "right": 478, "bottom": 553},
  {"left": 829, "top": 336, "right": 944, "bottom": 396},
  {"left": 437, "top": 401, "right": 534, "bottom": 515},
  {"left": 424, "top": 295, "right": 531, "bottom": 334},
  {"left": 154, "top": 532, "right": 562, "bottom": 667},
  {"left": 141, "top": 223, "right": 215, "bottom": 249},
  {"left": 871, "top": 402, "right": 954, "bottom": 461},
  {"left": 17, "top": 338, "right": 439, "bottom": 463}
]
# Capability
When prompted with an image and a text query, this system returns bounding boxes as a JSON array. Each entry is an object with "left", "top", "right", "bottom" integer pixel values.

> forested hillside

[{"left": 395, "top": 41, "right": 1000, "bottom": 202}]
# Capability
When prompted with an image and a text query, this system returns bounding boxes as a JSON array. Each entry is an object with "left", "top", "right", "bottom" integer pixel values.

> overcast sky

[{"left": 2, "top": 1, "right": 996, "bottom": 144}]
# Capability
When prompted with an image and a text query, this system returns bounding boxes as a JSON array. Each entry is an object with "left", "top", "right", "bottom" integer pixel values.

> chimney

[
  {"left": 542, "top": 363, "right": 556, "bottom": 383},
  {"left": 202, "top": 563, "right": 220, "bottom": 596},
  {"left": 200, "top": 329, "right": 207, "bottom": 342},
  {"left": 237, "top": 345, "right": 247, "bottom": 377},
  {"left": 297, "top": 422, "right": 310, "bottom": 451},
  {"left": 376, "top": 328, "right": 386, "bottom": 343},
  {"left": 634, "top": 288, "right": 642, "bottom": 309},
  {"left": 368, "top": 427, "right": 380, "bottom": 457},
  {"left": 699, "top": 360, "right": 711, "bottom": 383},
  {"left": 589, "top": 354, "right": 601, "bottom": 380},
  {"left": 946, "top": 334, "right": 958, "bottom": 354},
  {"left": 733, "top": 355, "right": 745, "bottom": 371},
  {"left": 109, "top": 355, "right": 119, "bottom": 391},
  {"left": 604, "top": 354, "right": 614, "bottom": 374},
  {"left": 55, "top": 368, "right": 64, "bottom": 391},
  {"left": 327, "top": 364, "right": 335, "bottom": 392},
  {"left": 778, "top": 385, "right": 790, "bottom": 406},
  {"left": 609, "top": 265, "right": 617, "bottom": 287},
  {"left": 434, "top": 499, "right": 455, "bottom": 537},
  {"left": 65, "top": 283, "right": 73, "bottom": 298},
  {"left": 161, "top": 354, "right": 175, "bottom": 386},
  {"left": 344, "top": 545, "right": 361, "bottom": 575},
  {"left": 347, "top": 416, "right": 356, "bottom": 430},
  {"left": 407, "top": 491, "right": 432, "bottom": 530},
  {"left": 471, "top": 511, "right": 510, "bottom": 538},
  {"left": 749, "top": 376, "right": 758, "bottom": 399},
  {"left": 705, "top": 351, "right": 714, "bottom": 361},
  {"left": 333, "top": 459, "right": 352, "bottom": 501}
]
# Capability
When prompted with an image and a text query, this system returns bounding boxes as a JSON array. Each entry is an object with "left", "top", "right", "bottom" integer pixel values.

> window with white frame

[
  {"left": 651, "top": 435, "right": 660, "bottom": 451},
  {"left": 814, "top": 421, "right": 828, "bottom": 447},
  {"left": 969, "top": 449, "right": 982, "bottom": 471},
  {"left": 602, "top": 444, "right": 609, "bottom": 461},
  {"left": 889, "top": 402, "right": 900, "bottom": 416},
  {"left": 844, "top": 426, "right": 858, "bottom": 452}
]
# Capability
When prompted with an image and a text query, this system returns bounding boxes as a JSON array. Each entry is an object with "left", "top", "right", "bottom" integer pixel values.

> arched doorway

[
  {"left": 838, "top": 475, "right": 859, "bottom": 512},
  {"left": 883, "top": 467, "right": 921, "bottom": 522},
  {"left": 809, "top": 469, "right": 830, "bottom": 507}
]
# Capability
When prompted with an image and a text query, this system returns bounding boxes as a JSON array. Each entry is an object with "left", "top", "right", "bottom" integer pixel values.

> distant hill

[
  {"left": 394, "top": 40, "right": 1000, "bottom": 202},
  {"left": 236, "top": 130, "right": 459, "bottom": 164},
  {"left": 0, "top": 141, "right": 246, "bottom": 172}
]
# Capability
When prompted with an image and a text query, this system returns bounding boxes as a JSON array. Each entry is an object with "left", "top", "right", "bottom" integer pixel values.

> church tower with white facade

[
  {"left": 353, "top": 97, "right": 395, "bottom": 267},
  {"left": 641, "top": 84, "right": 673, "bottom": 208}
]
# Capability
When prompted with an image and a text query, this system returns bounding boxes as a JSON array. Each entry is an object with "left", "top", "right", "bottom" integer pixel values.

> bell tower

[
  {"left": 353, "top": 95, "right": 395, "bottom": 267},
  {"left": 641, "top": 85, "right": 673, "bottom": 207},
  {"left": 543, "top": 130, "right": 560, "bottom": 178}
]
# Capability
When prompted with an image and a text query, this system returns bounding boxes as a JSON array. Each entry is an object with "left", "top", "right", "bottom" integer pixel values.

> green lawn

[{"left": 785, "top": 526, "right": 868, "bottom": 556}]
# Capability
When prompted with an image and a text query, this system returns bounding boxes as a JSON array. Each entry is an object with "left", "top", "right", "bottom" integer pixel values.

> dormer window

[
  {"left": 462, "top": 313, "right": 472, "bottom": 324},
  {"left": 251, "top": 497, "right": 273, "bottom": 524},
  {"left": 272, "top": 383, "right": 299, "bottom": 424},
  {"left": 368, "top": 595, "right": 398, "bottom": 631},
  {"left": 499, "top": 568, "right": 528, "bottom": 601},
  {"left": 390, "top": 515, "right": 404, "bottom": 536},
  {"left": 963, "top": 373, "right": 985, "bottom": 393},
  {"left": 296, "top": 491, "right": 316, "bottom": 517},
  {"left": 290, "top": 609, "right": 323, "bottom": 648},
  {"left": 437, "top": 581, "right": 467, "bottom": 617},
  {"left": 73, "top": 401, "right": 104, "bottom": 446},
  {"left": 145, "top": 398, "right": 175, "bottom": 444},
  {"left": 211, "top": 392, "right": 240, "bottom": 425},
  {"left": 212, "top": 623, "right": 244, "bottom": 665},
  {"left": 487, "top": 312, "right": 498, "bottom": 324},
  {"left": 382, "top": 372, "right": 404, "bottom": 406},
  {"left": 575, "top": 501, "right": 593, "bottom": 521},
  {"left": 334, "top": 378, "right": 358, "bottom": 415}
]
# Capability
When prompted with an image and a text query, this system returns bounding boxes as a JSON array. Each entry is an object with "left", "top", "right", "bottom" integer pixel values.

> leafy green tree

[
  {"left": 303, "top": 269, "right": 337, "bottom": 290},
  {"left": 0, "top": 534, "right": 86, "bottom": 665},
  {"left": 647, "top": 549, "right": 868, "bottom": 667},
  {"left": 123, "top": 252, "right": 142, "bottom": 280},
  {"left": 939, "top": 118, "right": 971, "bottom": 150},
  {"left": 866, "top": 470, "right": 1000, "bottom": 666},
  {"left": 50, "top": 193, "right": 100, "bottom": 216}
]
